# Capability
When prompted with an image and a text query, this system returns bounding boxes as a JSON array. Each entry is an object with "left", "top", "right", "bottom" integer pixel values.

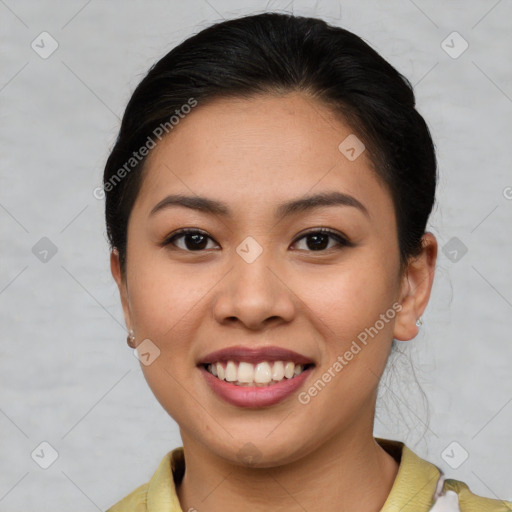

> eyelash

[{"left": 162, "top": 228, "right": 353, "bottom": 253}]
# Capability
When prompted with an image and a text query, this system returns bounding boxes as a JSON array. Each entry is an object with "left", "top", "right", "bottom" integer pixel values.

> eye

[
  {"left": 291, "top": 228, "right": 352, "bottom": 252},
  {"left": 163, "top": 228, "right": 219, "bottom": 251}
]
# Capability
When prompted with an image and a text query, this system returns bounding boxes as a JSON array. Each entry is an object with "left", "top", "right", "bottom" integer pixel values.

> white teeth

[
  {"left": 284, "top": 361, "right": 295, "bottom": 379},
  {"left": 225, "top": 361, "right": 237, "bottom": 382},
  {"left": 237, "top": 362, "right": 254, "bottom": 383},
  {"left": 206, "top": 360, "right": 310, "bottom": 386},
  {"left": 271, "top": 361, "right": 285, "bottom": 380},
  {"left": 254, "top": 362, "right": 272, "bottom": 384}
]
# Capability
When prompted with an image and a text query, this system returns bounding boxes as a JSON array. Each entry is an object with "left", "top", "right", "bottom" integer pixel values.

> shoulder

[
  {"left": 376, "top": 438, "right": 511, "bottom": 512},
  {"left": 105, "top": 482, "right": 149, "bottom": 512},
  {"left": 442, "top": 478, "right": 512, "bottom": 511},
  {"left": 104, "top": 448, "right": 183, "bottom": 512}
]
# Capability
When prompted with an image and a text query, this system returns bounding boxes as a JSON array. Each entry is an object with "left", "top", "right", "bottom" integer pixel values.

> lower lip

[{"left": 199, "top": 365, "right": 314, "bottom": 408}]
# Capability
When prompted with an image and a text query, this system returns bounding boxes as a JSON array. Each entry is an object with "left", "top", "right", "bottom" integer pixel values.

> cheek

[
  {"left": 292, "top": 265, "right": 396, "bottom": 431},
  {"left": 125, "top": 247, "right": 228, "bottom": 403},
  {"left": 126, "top": 255, "right": 206, "bottom": 425},
  {"left": 127, "top": 246, "right": 206, "bottom": 341},
  {"left": 296, "top": 255, "right": 398, "bottom": 345},
  {"left": 291, "top": 256, "right": 398, "bottom": 417}
]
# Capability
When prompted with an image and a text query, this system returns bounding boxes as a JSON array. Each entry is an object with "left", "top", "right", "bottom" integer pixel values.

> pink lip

[
  {"left": 197, "top": 345, "right": 314, "bottom": 365},
  {"left": 199, "top": 365, "right": 314, "bottom": 408}
]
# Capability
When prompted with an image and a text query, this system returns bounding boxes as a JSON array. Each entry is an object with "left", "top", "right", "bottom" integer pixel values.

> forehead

[{"left": 133, "top": 92, "right": 394, "bottom": 224}]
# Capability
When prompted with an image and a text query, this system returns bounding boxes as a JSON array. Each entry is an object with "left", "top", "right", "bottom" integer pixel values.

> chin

[{"left": 208, "top": 435, "right": 315, "bottom": 469}]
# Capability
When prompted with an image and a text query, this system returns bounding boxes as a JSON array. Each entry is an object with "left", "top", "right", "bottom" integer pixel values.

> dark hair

[{"left": 103, "top": 12, "right": 437, "bottom": 277}]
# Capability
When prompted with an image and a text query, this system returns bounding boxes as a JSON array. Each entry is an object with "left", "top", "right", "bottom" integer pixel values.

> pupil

[
  {"left": 307, "top": 233, "right": 328, "bottom": 251},
  {"left": 186, "top": 234, "right": 207, "bottom": 250}
]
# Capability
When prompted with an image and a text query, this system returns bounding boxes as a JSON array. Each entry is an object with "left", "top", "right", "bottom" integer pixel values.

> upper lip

[{"left": 197, "top": 346, "right": 315, "bottom": 366}]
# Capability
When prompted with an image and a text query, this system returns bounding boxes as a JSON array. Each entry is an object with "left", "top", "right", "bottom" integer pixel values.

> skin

[{"left": 111, "top": 91, "right": 437, "bottom": 512}]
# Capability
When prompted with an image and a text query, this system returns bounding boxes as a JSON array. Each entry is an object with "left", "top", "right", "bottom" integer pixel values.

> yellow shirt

[{"left": 105, "top": 438, "right": 511, "bottom": 511}]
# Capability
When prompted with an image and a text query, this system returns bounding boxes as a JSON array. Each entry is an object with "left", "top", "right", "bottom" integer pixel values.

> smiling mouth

[{"left": 202, "top": 360, "right": 315, "bottom": 387}]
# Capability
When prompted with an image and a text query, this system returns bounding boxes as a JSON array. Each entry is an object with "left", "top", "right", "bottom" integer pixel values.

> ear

[
  {"left": 110, "top": 248, "right": 132, "bottom": 331},
  {"left": 393, "top": 232, "right": 437, "bottom": 341}
]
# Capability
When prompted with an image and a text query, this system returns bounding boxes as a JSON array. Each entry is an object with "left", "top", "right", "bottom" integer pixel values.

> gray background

[{"left": 1, "top": 0, "right": 511, "bottom": 510}]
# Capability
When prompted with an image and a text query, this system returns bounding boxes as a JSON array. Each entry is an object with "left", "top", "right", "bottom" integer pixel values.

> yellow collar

[
  {"left": 376, "top": 438, "right": 443, "bottom": 511},
  {"left": 139, "top": 438, "right": 443, "bottom": 512}
]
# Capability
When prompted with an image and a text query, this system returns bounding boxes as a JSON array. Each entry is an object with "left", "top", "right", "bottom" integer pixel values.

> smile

[
  {"left": 204, "top": 360, "right": 313, "bottom": 387},
  {"left": 197, "top": 345, "right": 316, "bottom": 407}
]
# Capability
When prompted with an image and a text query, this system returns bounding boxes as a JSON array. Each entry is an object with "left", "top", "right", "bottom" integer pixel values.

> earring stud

[
  {"left": 416, "top": 317, "right": 423, "bottom": 327},
  {"left": 127, "top": 329, "right": 136, "bottom": 348}
]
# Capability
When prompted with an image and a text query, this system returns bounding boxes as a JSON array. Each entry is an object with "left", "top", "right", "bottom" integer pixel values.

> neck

[{"left": 176, "top": 426, "right": 399, "bottom": 512}]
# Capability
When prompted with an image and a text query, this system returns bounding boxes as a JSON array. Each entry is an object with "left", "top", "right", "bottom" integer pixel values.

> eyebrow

[{"left": 149, "top": 191, "right": 370, "bottom": 220}]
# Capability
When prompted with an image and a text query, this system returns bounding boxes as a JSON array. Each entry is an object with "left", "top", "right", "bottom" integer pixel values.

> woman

[{"left": 103, "top": 12, "right": 510, "bottom": 512}]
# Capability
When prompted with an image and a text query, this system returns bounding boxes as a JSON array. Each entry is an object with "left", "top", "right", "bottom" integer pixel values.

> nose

[{"left": 211, "top": 248, "right": 296, "bottom": 331}]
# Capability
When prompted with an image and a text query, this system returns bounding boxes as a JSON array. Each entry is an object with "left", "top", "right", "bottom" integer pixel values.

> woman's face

[{"left": 112, "top": 92, "right": 433, "bottom": 466}]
